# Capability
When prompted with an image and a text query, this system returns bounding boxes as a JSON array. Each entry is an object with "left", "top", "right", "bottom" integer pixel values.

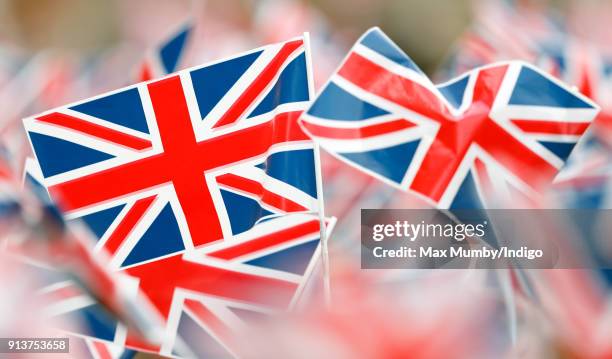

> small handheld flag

[{"left": 300, "top": 27, "right": 599, "bottom": 209}]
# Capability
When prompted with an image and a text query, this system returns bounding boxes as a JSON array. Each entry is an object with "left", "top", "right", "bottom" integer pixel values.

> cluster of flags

[{"left": 0, "top": 0, "right": 611, "bottom": 357}]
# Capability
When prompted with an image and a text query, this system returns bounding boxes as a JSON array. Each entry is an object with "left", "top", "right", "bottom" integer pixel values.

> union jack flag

[
  {"left": 23, "top": 36, "right": 325, "bottom": 356},
  {"left": 33, "top": 212, "right": 331, "bottom": 357},
  {"left": 300, "top": 28, "right": 599, "bottom": 209},
  {"left": 136, "top": 21, "right": 193, "bottom": 82}
]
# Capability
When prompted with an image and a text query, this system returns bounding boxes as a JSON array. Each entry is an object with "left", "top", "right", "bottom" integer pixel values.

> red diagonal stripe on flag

[
  {"left": 91, "top": 341, "right": 113, "bottom": 359},
  {"left": 510, "top": 119, "right": 590, "bottom": 135},
  {"left": 36, "top": 112, "right": 152, "bottom": 150},
  {"left": 213, "top": 40, "right": 304, "bottom": 129},
  {"left": 103, "top": 195, "right": 156, "bottom": 255}
]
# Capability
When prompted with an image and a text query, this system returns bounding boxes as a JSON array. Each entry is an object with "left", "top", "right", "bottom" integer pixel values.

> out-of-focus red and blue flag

[{"left": 136, "top": 21, "right": 193, "bottom": 82}]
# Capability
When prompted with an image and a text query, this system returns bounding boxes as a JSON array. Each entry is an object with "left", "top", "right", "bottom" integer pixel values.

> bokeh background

[{"left": 1, "top": 0, "right": 612, "bottom": 358}]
